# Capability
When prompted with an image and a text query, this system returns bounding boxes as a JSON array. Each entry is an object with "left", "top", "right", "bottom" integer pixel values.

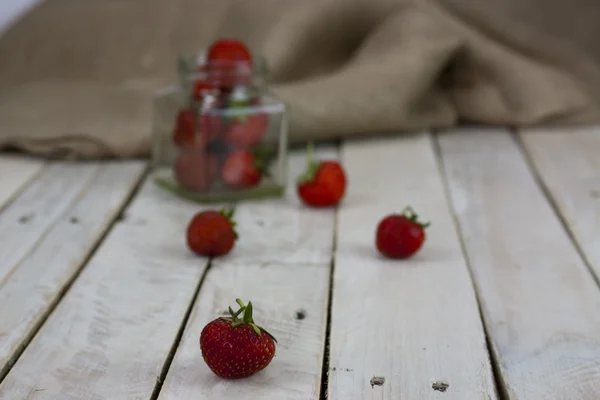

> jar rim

[{"left": 177, "top": 50, "right": 268, "bottom": 81}]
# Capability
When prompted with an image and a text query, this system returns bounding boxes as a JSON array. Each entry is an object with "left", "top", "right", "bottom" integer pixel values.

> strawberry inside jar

[
  {"left": 170, "top": 38, "right": 276, "bottom": 194},
  {"left": 204, "top": 38, "right": 254, "bottom": 91}
]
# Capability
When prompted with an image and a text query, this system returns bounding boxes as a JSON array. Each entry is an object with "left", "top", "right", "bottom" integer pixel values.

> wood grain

[
  {"left": 520, "top": 126, "right": 600, "bottom": 281},
  {"left": 0, "top": 162, "right": 103, "bottom": 288},
  {"left": 0, "top": 154, "right": 43, "bottom": 212},
  {"left": 158, "top": 263, "right": 329, "bottom": 400},
  {"left": 0, "top": 161, "right": 145, "bottom": 377},
  {"left": 438, "top": 127, "right": 600, "bottom": 400},
  {"left": 327, "top": 134, "right": 497, "bottom": 399},
  {"left": 0, "top": 173, "right": 212, "bottom": 399},
  {"left": 158, "top": 147, "right": 337, "bottom": 399}
]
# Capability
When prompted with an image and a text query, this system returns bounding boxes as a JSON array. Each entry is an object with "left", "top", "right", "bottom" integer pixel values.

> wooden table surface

[{"left": 0, "top": 127, "right": 599, "bottom": 399}]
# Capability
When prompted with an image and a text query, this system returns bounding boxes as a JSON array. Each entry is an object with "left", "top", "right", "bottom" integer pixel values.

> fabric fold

[{"left": 0, "top": 0, "right": 598, "bottom": 159}]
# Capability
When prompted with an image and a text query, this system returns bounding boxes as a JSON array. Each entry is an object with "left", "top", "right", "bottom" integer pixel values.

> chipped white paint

[
  {"left": 328, "top": 134, "right": 497, "bottom": 399},
  {"left": 520, "top": 126, "right": 600, "bottom": 280},
  {"left": 0, "top": 161, "right": 145, "bottom": 374},
  {"left": 0, "top": 175, "right": 211, "bottom": 399},
  {"left": 158, "top": 148, "right": 337, "bottom": 399},
  {"left": 0, "top": 155, "right": 43, "bottom": 211},
  {"left": 439, "top": 127, "right": 600, "bottom": 400}
]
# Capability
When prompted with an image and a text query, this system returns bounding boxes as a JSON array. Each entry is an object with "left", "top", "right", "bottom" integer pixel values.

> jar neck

[{"left": 177, "top": 52, "right": 267, "bottom": 106}]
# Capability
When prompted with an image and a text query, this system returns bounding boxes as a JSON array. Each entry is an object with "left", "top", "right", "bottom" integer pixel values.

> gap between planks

[
  {"left": 327, "top": 133, "right": 497, "bottom": 399},
  {"left": 150, "top": 258, "right": 212, "bottom": 400},
  {"left": 155, "top": 145, "right": 339, "bottom": 400},
  {"left": 437, "top": 126, "right": 600, "bottom": 400},
  {"left": 432, "top": 131, "right": 511, "bottom": 400},
  {"left": 318, "top": 215, "right": 339, "bottom": 400},
  {"left": 0, "top": 155, "right": 45, "bottom": 213},
  {"left": 0, "top": 174, "right": 212, "bottom": 399},
  {"left": 0, "top": 145, "right": 338, "bottom": 400},
  {"left": 517, "top": 126, "right": 600, "bottom": 287},
  {"left": 0, "top": 161, "right": 148, "bottom": 382}
]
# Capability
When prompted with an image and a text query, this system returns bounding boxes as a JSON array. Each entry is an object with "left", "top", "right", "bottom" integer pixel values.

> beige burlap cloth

[{"left": 1, "top": 0, "right": 600, "bottom": 159}]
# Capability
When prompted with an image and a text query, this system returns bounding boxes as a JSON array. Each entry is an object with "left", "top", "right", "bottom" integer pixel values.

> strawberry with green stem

[
  {"left": 206, "top": 38, "right": 253, "bottom": 91},
  {"left": 221, "top": 86, "right": 268, "bottom": 148},
  {"left": 375, "top": 205, "right": 430, "bottom": 259},
  {"left": 186, "top": 207, "right": 238, "bottom": 256},
  {"left": 224, "top": 112, "right": 269, "bottom": 148},
  {"left": 221, "top": 146, "right": 275, "bottom": 189},
  {"left": 200, "top": 298, "right": 277, "bottom": 379},
  {"left": 297, "top": 142, "right": 347, "bottom": 207}
]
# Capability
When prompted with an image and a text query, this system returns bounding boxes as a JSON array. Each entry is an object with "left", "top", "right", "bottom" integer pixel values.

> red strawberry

[
  {"left": 193, "top": 79, "right": 214, "bottom": 101},
  {"left": 297, "top": 143, "right": 347, "bottom": 207},
  {"left": 221, "top": 149, "right": 264, "bottom": 188},
  {"left": 172, "top": 109, "right": 222, "bottom": 148},
  {"left": 186, "top": 208, "right": 237, "bottom": 257},
  {"left": 172, "top": 109, "right": 197, "bottom": 148},
  {"left": 224, "top": 113, "right": 268, "bottom": 148},
  {"left": 200, "top": 299, "right": 277, "bottom": 379},
  {"left": 376, "top": 206, "right": 430, "bottom": 259},
  {"left": 174, "top": 149, "right": 218, "bottom": 193},
  {"left": 207, "top": 38, "right": 252, "bottom": 65},
  {"left": 206, "top": 38, "right": 253, "bottom": 90}
]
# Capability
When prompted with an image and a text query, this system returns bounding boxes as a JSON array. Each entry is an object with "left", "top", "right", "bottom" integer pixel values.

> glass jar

[{"left": 151, "top": 50, "right": 288, "bottom": 203}]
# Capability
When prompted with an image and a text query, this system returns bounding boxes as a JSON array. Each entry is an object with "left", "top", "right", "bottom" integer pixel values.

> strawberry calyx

[
  {"left": 219, "top": 207, "right": 239, "bottom": 239},
  {"left": 222, "top": 298, "right": 278, "bottom": 343},
  {"left": 226, "top": 86, "right": 252, "bottom": 124},
  {"left": 250, "top": 145, "right": 276, "bottom": 178},
  {"left": 297, "top": 142, "right": 321, "bottom": 185},
  {"left": 400, "top": 205, "right": 431, "bottom": 229}
]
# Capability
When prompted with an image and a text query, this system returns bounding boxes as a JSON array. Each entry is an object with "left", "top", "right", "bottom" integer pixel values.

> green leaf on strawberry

[
  {"left": 297, "top": 141, "right": 319, "bottom": 185},
  {"left": 226, "top": 298, "right": 277, "bottom": 342},
  {"left": 400, "top": 205, "right": 431, "bottom": 229},
  {"left": 200, "top": 295, "right": 277, "bottom": 379},
  {"left": 218, "top": 206, "right": 238, "bottom": 239},
  {"left": 296, "top": 141, "right": 347, "bottom": 207}
]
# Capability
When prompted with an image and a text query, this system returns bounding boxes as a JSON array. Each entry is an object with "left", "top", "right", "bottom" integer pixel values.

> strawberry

[
  {"left": 375, "top": 206, "right": 430, "bottom": 259},
  {"left": 297, "top": 143, "right": 347, "bottom": 207},
  {"left": 186, "top": 208, "right": 237, "bottom": 256},
  {"left": 207, "top": 38, "right": 252, "bottom": 66},
  {"left": 224, "top": 113, "right": 269, "bottom": 148},
  {"left": 174, "top": 149, "right": 219, "bottom": 192},
  {"left": 192, "top": 79, "right": 214, "bottom": 101},
  {"left": 206, "top": 38, "right": 253, "bottom": 90},
  {"left": 200, "top": 299, "right": 277, "bottom": 379},
  {"left": 221, "top": 149, "right": 264, "bottom": 188},
  {"left": 172, "top": 109, "right": 197, "bottom": 147},
  {"left": 172, "top": 109, "right": 222, "bottom": 148}
]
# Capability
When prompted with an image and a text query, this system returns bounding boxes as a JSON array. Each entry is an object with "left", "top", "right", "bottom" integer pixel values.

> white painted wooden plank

[
  {"left": 158, "top": 148, "right": 337, "bottom": 399},
  {"left": 0, "top": 161, "right": 146, "bottom": 376},
  {"left": 159, "top": 264, "right": 329, "bottom": 400},
  {"left": 0, "top": 155, "right": 44, "bottom": 212},
  {"left": 438, "top": 127, "right": 600, "bottom": 400},
  {"left": 520, "top": 126, "right": 600, "bottom": 281},
  {"left": 328, "top": 134, "right": 497, "bottom": 399},
  {"left": 0, "top": 176, "right": 212, "bottom": 399},
  {"left": 0, "top": 162, "right": 103, "bottom": 288}
]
